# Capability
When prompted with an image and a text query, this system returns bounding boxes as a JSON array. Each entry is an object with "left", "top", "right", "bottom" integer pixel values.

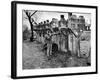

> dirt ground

[{"left": 22, "top": 40, "right": 91, "bottom": 69}]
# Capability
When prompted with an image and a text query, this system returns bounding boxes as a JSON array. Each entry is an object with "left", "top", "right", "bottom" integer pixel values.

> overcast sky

[{"left": 22, "top": 10, "right": 91, "bottom": 29}]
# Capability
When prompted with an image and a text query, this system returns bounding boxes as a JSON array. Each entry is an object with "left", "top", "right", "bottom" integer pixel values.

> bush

[{"left": 23, "top": 28, "right": 30, "bottom": 40}]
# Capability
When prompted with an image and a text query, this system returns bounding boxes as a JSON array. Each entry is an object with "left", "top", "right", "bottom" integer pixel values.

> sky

[{"left": 22, "top": 10, "right": 91, "bottom": 29}]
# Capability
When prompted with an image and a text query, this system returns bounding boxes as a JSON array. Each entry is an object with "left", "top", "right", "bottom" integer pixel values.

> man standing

[{"left": 44, "top": 30, "right": 52, "bottom": 57}]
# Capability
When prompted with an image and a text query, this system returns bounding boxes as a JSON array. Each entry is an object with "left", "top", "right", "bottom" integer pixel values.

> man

[{"left": 44, "top": 30, "right": 52, "bottom": 57}]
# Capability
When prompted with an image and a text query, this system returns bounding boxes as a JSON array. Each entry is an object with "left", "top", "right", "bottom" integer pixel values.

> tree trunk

[{"left": 29, "top": 17, "right": 34, "bottom": 42}]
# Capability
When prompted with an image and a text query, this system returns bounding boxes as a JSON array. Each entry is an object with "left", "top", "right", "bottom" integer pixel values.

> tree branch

[
  {"left": 30, "top": 10, "right": 38, "bottom": 17},
  {"left": 24, "top": 10, "right": 30, "bottom": 18},
  {"left": 31, "top": 18, "right": 37, "bottom": 25}
]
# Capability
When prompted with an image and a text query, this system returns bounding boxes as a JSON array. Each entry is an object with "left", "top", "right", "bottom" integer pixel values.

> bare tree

[{"left": 24, "top": 10, "right": 37, "bottom": 42}]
